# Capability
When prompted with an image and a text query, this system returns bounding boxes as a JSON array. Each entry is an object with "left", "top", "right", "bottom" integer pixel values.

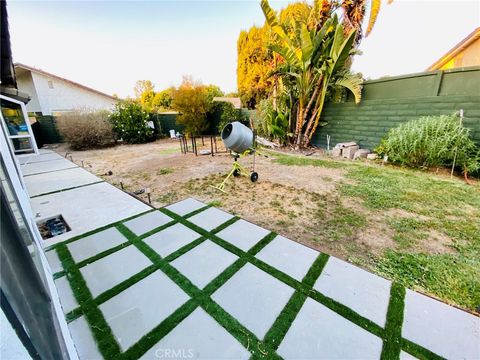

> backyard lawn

[{"left": 54, "top": 139, "right": 480, "bottom": 312}]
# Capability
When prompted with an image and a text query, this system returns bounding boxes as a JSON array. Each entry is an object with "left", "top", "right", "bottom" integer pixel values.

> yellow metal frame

[{"left": 210, "top": 150, "right": 252, "bottom": 193}]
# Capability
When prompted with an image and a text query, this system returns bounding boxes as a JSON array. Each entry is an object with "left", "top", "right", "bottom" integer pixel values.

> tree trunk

[
  {"left": 294, "top": 104, "right": 304, "bottom": 148},
  {"left": 305, "top": 89, "right": 327, "bottom": 146}
]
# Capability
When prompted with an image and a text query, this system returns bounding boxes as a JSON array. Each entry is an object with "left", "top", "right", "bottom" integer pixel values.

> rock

[
  {"left": 335, "top": 141, "right": 357, "bottom": 148},
  {"left": 367, "top": 153, "right": 378, "bottom": 160},
  {"left": 256, "top": 136, "right": 279, "bottom": 148},
  {"left": 332, "top": 148, "right": 342, "bottom": 157},
  {"left": 199, "top": 150, "right": 211, "bottom": 155},
  {"left": 343, "top": 145, "right": 360, "bottom": 160},
  {"left": 353, "top": 149, "right": 371, "bottom": 160}
]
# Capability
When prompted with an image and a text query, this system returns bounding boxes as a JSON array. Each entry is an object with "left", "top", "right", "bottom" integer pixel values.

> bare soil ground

[{"left": 51, "top": 139, "right": 480, "bottom": 311}]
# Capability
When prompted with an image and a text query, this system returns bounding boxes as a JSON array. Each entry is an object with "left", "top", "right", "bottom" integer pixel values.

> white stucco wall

[
  {"left": 25, "top": 71, "right": 117, "bottom": 115},
  {"left": 16, "top": 71, "right": 42, "bottom": 113}
]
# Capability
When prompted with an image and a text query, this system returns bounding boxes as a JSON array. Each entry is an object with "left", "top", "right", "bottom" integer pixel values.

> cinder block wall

[{"left": 312, "top": 67, "right": 480, "bottom": 150}]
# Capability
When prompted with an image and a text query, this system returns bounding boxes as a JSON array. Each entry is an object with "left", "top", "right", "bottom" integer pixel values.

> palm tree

[{"left": 261, "top": 0, "right": 362, "bottom": 147}]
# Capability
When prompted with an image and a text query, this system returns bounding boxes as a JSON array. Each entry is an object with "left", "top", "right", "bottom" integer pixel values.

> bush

[
  {"left": 56, "top": 109, "right": 115, "bottom": 150},
  {"left": 377, "top": 114, "right": 480, "bottom": 175},
  {"left": 109, "top": 101, "right": 154, "bottom": 144},
  {"left": 216, "top": 102, "right": 249, "bottom": 134}
]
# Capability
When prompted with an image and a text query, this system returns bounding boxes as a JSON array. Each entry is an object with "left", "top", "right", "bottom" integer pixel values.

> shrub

[
  {"left": 56, "top": 109, "right": 115, "bottom": 150},
  {"left": 216, "top": 102, "right": 249, "bottom": 134},
  {"left": 109, "top": 101, "right": 153, "bottom": 144},
  {"left": 377, "top": 114, "right": 480, "bottom": 175}
]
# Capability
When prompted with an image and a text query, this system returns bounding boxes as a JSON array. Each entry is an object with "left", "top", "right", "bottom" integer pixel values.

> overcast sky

[{"left": 8, "top": 0, "right": 480, "bottom": 98}]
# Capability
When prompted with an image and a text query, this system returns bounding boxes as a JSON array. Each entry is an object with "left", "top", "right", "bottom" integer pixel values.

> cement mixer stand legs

[{"left": 211, "top": 153, "right": 258, "bottom": 193}]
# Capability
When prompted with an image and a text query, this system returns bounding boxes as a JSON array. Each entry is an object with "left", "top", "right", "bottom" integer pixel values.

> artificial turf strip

[
  {"left": 380, "top": 283, "right": 406, "bottom": 359},
  {"left": 55, "top": 244, "right": 123, "bottom": 358},
  {"left": 53, "top": 205, "right": 446, "bottom": 360},
  {"left": 182, "top": 204, "right": 212, "bottom": 218},
  {"left": 104, "top": 227, "right": 279, "bottom": 359},
  {"left": 402, "top": 339, "right": 446, "bottom": 360},
  {"left": 30, "top": 180, "right": 104, "bottom": 198},
  {"left": 263, "top": 254, "right": 329, "bottom": 351}
]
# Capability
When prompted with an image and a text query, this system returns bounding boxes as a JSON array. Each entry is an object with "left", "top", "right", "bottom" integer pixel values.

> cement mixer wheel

[
  {"left": 250, "top": 172, "right": 259, "bottom": 182},
  {"left": 233, "top": 169, "right": 240, "bottom": 177}
]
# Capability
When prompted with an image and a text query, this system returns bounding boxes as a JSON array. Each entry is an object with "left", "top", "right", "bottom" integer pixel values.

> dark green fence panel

[
  {"left": 312, "top": 67, "right": 480, "bottom": 149},
  {"left": 36, "top": 115, "right": 62, "bottom": 144},
  {"left": 155, "top": 113, "right": 184, "bottom": 135}
]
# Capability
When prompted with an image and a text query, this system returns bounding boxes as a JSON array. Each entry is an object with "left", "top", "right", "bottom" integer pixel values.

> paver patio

[{"left": 45, "top": 198, "right": 480, "bottom": 359}]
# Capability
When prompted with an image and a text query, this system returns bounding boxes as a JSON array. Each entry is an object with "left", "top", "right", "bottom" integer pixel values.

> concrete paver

[
  {"left": 216, "top": 219, "right": 270, "bottom": 251},
  {"left": 68, "top": 227, "right": 128, "bottom": 263},
  {"left": 278, "top": 298, "right": 383, "bottom": 359},
  {"left": 314, "top": 257, "right": 391, "bottom": 327},
  {"left": 187, "top": 207, "right": 233, "bottom": 231},
  {"left": 402, "top": 289, "right": 480, "bottom": 359},
  {"left": 143, "top": 223, "right": 201, "bottom": 258},
  {"left": 99, "top": 271, "right": 189, "bottom": 352},
  {"left": 124, "top": 211, "right": 173, "bottom": 236},
  {"left": 165, "top": 198, "right": 206, "bottom": 216},
  {"left": 80, "top": 246, "right": 151, "bottom": 298},
  {"left": 140, "top": 308, "right": 249, "bottom": 360},
  {"left": 212, "top": 263, "right": 294, "bottom": 339},
  {"left": 171, "top": 240, "right": 238, "bottom": 288},
  {"left": 256, "top": 235, "right": 319, "bottom": 281}
]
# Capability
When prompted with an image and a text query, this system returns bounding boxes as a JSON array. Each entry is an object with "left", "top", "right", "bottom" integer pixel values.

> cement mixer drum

[{"left": 221, "top": 122, "right": 254, "bottom": 153}]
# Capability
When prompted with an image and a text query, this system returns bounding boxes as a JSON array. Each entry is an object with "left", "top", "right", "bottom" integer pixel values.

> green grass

[
  {"left": 269, "top": 151, "right": 346, "bottom": 169},
  {"left": 157, "top": 167, "right": 173, "bottom": 175},
  {"left": 158, "top": 148, "right": 179, "bottom": 155},
  {"left": 264, "top": 151, "right": 480, "bottom": 311},
  {"left": 338, "top": 164, "right": 480, "bottom": 310}
]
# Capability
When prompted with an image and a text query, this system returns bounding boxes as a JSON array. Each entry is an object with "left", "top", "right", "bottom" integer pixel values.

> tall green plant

[
  {"left": 377, "top": 114, "right": 480, "bottom": 176},
  {"left": 261, "top": 0, "right": 362, "bottom": 148}
]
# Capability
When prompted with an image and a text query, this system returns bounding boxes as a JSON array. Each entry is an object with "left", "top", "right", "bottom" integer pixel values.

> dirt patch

[{"left": 51, "top": 139, "right": 455, "bottom": 264}]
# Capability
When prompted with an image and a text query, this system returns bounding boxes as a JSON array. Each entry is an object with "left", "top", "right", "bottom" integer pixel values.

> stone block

[
  {"left": 353, "top": 149, "right": 371, "bottom": 160},
  {"left": 343, "top": 145, "right": 360, "bottom": 159},
  {"left": 332, "top": 148, "right": 342, "bottom": 157}
]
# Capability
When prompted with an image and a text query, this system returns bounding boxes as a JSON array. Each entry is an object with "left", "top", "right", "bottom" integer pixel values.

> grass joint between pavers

[{"left": 51, "top": 203, "right": 446, "bottom": 360}]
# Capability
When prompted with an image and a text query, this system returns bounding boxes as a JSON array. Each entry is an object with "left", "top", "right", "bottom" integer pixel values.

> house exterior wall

[
  {"left": 24, "top": 71, "right": 116, "bottom": 115},
  {"left": 438, "top": 38, "right": 480, "bottom": 70},
  {"left": 15, "top": 71, "right": 42, "bottom": 113}
]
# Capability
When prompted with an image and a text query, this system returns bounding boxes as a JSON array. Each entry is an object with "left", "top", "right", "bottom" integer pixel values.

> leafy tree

[
  {"left": 140, "top": 90, "right": 155, "bottom": 112},
  {"left": 171, "top": 77, "right": 214, "bottom": 136},
  {"left": 237, "top": 25, "right": 273, "bottom": 109},
  {"left": 109, "top": 101, "right": 153, "bottom": 143},
  {"left": 261, "top": 0, "right": 363, "bottom": 147},
  {"left": 134, "top": 80, "right": 155, "bottom": 99},
  {"left": 152, "top": 88, "right": 174, "bottom": 111},
  {"left": 205, "top": 85, "right": 224, "bottom": 102}
]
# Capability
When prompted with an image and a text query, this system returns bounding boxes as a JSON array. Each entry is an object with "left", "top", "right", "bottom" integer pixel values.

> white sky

[{"left": 8, "top": 0, "right": 480, "bottom": 98}]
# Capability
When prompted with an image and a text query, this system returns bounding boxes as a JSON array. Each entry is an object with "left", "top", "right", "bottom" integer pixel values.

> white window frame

[
  {"left": 0, "top": 95, "right": 79, "bottom": 360},
  {"left": 0, "top": 94, "right": 39, "bottom": 157}
]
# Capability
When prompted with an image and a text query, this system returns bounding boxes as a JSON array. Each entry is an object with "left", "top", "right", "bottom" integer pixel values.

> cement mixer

[{"left": 211, "top": 121, "right": 260, "bottom": 192}]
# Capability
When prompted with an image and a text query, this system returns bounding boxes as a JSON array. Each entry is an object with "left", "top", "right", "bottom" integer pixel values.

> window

[
  {"left": 0, "top": 95, "right": 38, "bottom": 155},
  {"left": 47, "top": 80, "right": 54, "bottom": 89}
]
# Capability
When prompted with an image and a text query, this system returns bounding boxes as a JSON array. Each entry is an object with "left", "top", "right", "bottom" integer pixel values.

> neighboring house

[
  {"left": 427, "top": 27, "right": 480, "bottom": 71},
  {"left": 213, "top": 97, "right": 242, "bottom": 109},
  {"left": 14, "top": 63, "right": 118, "bottom": 115}
]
